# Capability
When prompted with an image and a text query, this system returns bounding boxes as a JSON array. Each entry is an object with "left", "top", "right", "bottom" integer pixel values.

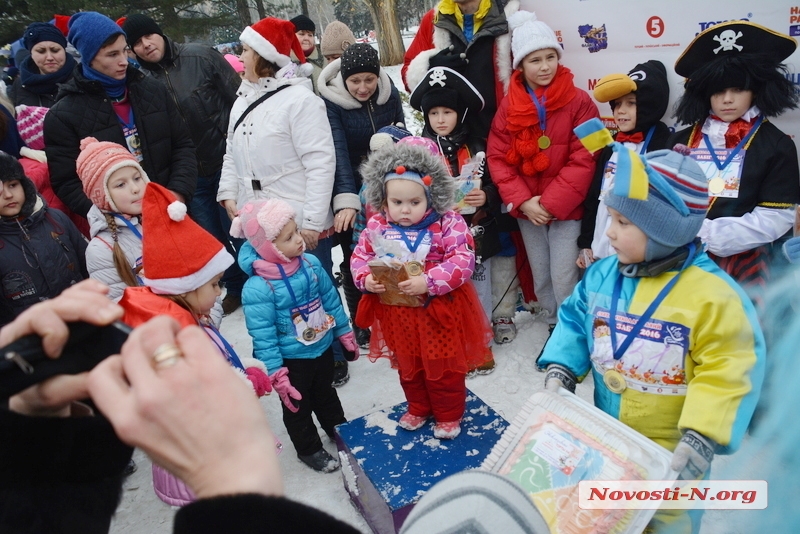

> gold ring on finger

[{"left": 152, "top": 343, "right": 183, "bottom": 370}]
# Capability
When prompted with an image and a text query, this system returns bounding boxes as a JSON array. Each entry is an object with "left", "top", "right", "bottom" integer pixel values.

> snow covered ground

[{"left": 108, "top": 64, "right": 750, "bottom": 534}]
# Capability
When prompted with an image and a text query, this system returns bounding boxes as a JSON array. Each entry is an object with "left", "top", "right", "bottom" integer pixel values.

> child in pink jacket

[{"left": 351, "top": 139, "right": 492, "bottom": 440}]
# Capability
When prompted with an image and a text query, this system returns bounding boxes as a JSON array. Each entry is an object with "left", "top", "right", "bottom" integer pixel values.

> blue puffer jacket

[
  {"left": 318, "top": 58, "right": 406, "bottom": 214},
  {"left": 239, "top": 242, "right": 351, "bottom": 374}
]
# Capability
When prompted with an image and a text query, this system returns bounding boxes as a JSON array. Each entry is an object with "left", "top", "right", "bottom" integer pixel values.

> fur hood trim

[
  {"left": 318, "top": 58, "right": 393, "bottom": 110},
  {"left": 360, "top": 143, "right": 456, "bottom": 214}
]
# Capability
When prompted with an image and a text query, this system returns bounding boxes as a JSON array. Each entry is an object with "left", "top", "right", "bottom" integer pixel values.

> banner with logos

[{"left": 521, "top": 0, "right": 800, "bottom": 140}]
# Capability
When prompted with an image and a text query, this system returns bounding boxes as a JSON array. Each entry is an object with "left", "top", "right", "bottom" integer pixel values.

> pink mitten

[
  {"left": 245, "top": 366, "right": 272, "bottom": 397},
  {"left": 339, "top": 331, "right": 360, "bottom": 361},
  {"left": 271, "top": 367, "right": 302, "bottom": 412}
]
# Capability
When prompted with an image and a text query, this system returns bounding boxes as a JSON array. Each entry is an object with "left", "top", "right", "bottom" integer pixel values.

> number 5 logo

[{"left": 647, "top": 16, "right": 664, "bottom": 38}]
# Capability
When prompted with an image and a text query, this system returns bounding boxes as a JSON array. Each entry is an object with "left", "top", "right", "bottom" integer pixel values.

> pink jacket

[{"left": 351, "top": 210, "right": 475, "bottom": 296}]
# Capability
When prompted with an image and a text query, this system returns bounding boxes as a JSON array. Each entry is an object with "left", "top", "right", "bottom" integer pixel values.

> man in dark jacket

[
  {"left": 122, "top": 14, "right": 246, "bottom": 314},
  {"left": 44, "top": 12, "right": 196, "bottom": 219}
]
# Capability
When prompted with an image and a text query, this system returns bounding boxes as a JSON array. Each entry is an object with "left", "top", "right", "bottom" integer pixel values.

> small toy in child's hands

[
  {"left": 368, "top": 260, "right": 426, "bottom": 307},
  {"left": 453, "top": 152, "right": 486, "bottom": 215}
]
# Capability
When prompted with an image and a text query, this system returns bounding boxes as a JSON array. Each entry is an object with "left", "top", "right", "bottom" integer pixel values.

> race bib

[
  {"left": 291, "top": 296, "right": 335, "bottom": 346},
  {"left": 688, "top": 148, "right": 744, "bottom": 198}
]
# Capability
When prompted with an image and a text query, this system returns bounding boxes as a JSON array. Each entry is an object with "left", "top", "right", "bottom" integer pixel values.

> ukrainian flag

[
  {"left": 573, "top": 118, "right": 613, "bottom": 153},
  {"left": 613, "top": 145, "right": 649, "bottom": 201}
]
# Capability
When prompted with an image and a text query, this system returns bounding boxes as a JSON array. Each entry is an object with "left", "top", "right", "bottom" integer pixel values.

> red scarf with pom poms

[{"left": 504, "top": 66, "right": 577, "bottom": 176}]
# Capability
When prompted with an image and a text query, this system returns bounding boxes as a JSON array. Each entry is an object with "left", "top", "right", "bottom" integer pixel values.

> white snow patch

[
  {"left": 364, "top": 410, "right": 399, "bottom": 436},
  {"left": 402, "top": 442, "right": 415, "bottom": 450},
  {"left": 351, "top": 446, "right": 364, "bottom": 454},
  {"left": 466, "top": 449, "right": 480, "bottom": 457},
  {"left": 470, "top": 405, "right": 489, "bottom": 416}
]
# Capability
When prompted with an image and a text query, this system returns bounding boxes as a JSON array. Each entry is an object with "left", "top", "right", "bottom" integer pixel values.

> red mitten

[
  {"left": 245, "top": 366, "right": 272, "bottom": 397},
  {"left": 271, "top": 367, "right": 302, "bottom": 412},
  {"left": 339, "top": 331, "right": 360, "bottom": 361}
]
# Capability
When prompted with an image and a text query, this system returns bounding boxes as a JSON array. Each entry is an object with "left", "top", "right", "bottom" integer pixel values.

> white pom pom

[
  {"left": 298, "top": 62, "right": 314, "bottom": 78},
  {"left": 370, "top": 132, "right": 394, "bottom": 152},
  {"left": 167, "top": 201, "right": 187, "bottom": 221},
  {"left": 508, "top": 10, "right": 538, "bottom": 32}
]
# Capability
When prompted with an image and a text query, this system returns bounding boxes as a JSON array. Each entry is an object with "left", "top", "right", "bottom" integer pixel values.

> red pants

[{"left": 399, "top": 369, "right": 466, "bottom": 423}]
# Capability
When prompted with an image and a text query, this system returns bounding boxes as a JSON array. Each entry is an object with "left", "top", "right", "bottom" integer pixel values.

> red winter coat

[{"left": 487, "top": 83, "right": 599, "bottom": 222}]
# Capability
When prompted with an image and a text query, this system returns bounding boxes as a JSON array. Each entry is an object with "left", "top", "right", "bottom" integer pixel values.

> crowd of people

[{"left": 0, "top": 3, "right": 798, "bottom": 533}]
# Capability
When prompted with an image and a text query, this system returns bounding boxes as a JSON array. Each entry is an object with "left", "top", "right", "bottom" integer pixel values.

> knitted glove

[
  {"left": 544, "top": 364, "right": 577, "bottom": 393},
  {"left": 428, "top": 46, "right": 469, "bottom": 71},
  {"left": 671, "top": 430, "right": 715, "bottom": 480},
  {"left": 783, "top": 236, "right": 800, "bottom": 264},
  {"left": 339, "top": 331, "right": 360, "bottom": 361},
  {"left": 271, "top": 367, "right": 302, "bottom": 412},
  {"left": 245, "top": 366, "right": 272, "bottom": 397}
]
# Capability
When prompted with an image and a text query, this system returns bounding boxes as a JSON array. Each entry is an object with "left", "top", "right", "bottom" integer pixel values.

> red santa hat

[
  {"left": 140, "top": 183, "right": 233, "bottom": 295},
  {"left": 239, "top": 17, "right": 313, "bottom": 77}
]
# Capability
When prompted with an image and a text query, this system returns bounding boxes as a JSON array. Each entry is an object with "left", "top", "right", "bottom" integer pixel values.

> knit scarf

[
  {"left": 19, "top": 54, "right": 76, "bottom": 95},
  {"left": 504, "top": 66, "right": 577, "bottom": 176},
  {"left": 81, "top": 63, "right": 127, "bottom": 98},
  {"left": 252, "top": 256, "right": 302, "bottom": 280},
  {"left": 424, "top": 123, "right": 469, "bottom": 175}
]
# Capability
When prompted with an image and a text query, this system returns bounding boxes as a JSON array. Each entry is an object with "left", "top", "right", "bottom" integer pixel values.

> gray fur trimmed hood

[
  {"left": 318, "top": 57, "right": 394, "bottom": 110},
  {"left": 360, "top": 142, "right": 456, "bottom": 215}
]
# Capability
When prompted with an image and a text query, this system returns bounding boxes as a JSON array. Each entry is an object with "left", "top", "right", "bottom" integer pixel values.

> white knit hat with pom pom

[
  {"left": 139, "top": 183, "right": 233, "bottom": 295},
  {"left": 509, "top": 11, "right": 561, "bottom": 69}
]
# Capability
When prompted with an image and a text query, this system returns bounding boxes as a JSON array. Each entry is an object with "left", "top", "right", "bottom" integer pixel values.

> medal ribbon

[
  {"left": 639, "top": 124, "right": 656, "bottom": 155},
  {"left": 112, "top": 214, "right": 142, "bottom": 240},
  {"left": 702, "top": 115, "right": 763, "bottom": 172},
  {"left": 608, "top": 242, "right": 696, "bottom": 360},
  {"left": 389, "top": 224, "right": 430, "bottom": 254},
  {"left": 525, "top": 85, "right": 547, "bottom": 134},
  {"left": 117, "top": 108, "right": 136, "bottom": 132},
  {"left": 277, "top": 262, "right": 313, "bottom": 323},
  {"left": 204, "top": 323, "right": 245, "bottom": 370}
]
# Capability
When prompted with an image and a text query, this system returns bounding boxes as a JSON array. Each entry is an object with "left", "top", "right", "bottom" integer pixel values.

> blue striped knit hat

[{"left": 606, "top": 148, "right": 708, "bottom": 261}]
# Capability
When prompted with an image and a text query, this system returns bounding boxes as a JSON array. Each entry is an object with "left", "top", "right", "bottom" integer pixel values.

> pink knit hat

[
  {"left": 76, "top": 137, "right": 149, "bottom": 212},
  {"left": 15, "top": 105, "right": 48, "bottom": 150},
  {"left": 230, "top": 198, "right": 300, "bottom": 263},
  {"left": 224, "top": 53, "right": 244, "bottom": 74}
]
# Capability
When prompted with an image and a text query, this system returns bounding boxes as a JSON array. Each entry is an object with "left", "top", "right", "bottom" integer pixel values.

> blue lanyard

[
  {"left": 389, "top": 224, "right": 429, "bottom": 254},
  {"left": 639, "top": 125, "right": 656, "bottom": 155},
  {"left": 609, "top": 242, "right": 696, "bottom": 360},
  {"left": 112, "top": 213, "right": 142, "bottom": 240},
  {"left": 204, "top": 323, "right": 245, "bottom": 370},
  {"left": 117, "top": 107, "right": 136, "bottom": 131},
  {"left": 702, "top": 115, "right": 762, "bottom": 171},
  {"left": 277, "top": 262, "right": 313, "bottom": 322},
  {"left": 525, "top": 86, "right": 547, "bottom": 133}
]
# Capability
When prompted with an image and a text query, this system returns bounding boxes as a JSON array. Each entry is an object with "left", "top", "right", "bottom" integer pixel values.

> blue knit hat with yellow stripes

[{"left": 575, "top": 118, "right": 708, "bottom": 261}]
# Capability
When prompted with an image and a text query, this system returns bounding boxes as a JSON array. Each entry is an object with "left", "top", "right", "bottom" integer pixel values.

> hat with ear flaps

[
  {"left": 0, "top": 151, "right": 39, "bottom": 219},
  {"left": 139, "top": 183, "right": 233, "bottom": 294},
  {"left": 593, "top": 60, "right": 669, "bottom": 134},
  {"left": 673, "top": 21, "right": 798, "bottom": 124},
  {"left": 360, "top": 139, "right": 456, "bottom": 215},
  {"left": 575, "top": 118, "right": 708, "bottom": 261},
  {"left": 229, "top": 198, "right": 301, "bottom": 263}
]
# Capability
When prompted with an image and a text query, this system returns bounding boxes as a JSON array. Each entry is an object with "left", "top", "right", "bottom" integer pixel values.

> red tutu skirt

[{"left": 356, "top": 283, "right": 493, "bottom": 381}]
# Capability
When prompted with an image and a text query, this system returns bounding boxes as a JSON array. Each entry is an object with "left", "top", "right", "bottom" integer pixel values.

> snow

[{"left": 108, "top": 65, "right": 739, "bottom": 534}]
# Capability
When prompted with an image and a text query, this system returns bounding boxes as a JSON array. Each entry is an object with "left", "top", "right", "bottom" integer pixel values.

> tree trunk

[
  {"left": 235, "top": 0, "right": 252, "bottom": 27},
  {"left": 361, "top": 0, "right": 405, "bottom": 65},
  {"left": 254, "top": 0, "right": 266, "bottom": 19},
  {"left": 300, "top": 0, "right": 309, "bottom": 16}
]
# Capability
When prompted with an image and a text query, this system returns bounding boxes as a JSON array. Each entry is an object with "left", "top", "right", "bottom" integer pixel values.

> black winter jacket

[
  {"left": 44, "top": 65, "right": 197, "bottom": 217},
  {"left": 139, "top": 38, "right": 241, "bottom": 176},
  {"left": 9, "top": 76, "right": 59, "bottom": 108},
  {"left": 0, "top": 192, "right": 88, "bottom": 327}
]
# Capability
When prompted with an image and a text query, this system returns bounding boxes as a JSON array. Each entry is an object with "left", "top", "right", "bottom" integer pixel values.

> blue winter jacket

[
  {"left": 239, "top": 242, "right": 351, "bottom": 374},
  {"left": 317, "top": 59, "right": 406, "bottom": 214}
]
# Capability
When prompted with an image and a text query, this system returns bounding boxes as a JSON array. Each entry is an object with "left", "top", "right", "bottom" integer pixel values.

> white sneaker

[{"left": 493, "top": 317, "right": 517, "bottom": 344}]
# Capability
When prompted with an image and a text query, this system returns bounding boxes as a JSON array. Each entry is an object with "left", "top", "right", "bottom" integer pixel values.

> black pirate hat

[
  {"left": 675, "top": 21, "right": 796, "bottom": 78},
  {"left": 410, "top": 67, "right": 485, "bottom": 123}
]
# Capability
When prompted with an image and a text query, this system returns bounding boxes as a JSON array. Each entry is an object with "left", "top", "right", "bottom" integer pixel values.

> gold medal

[
  {"left": 603, "top": 369, "right": 627, "bottom": 394},
  {"left": 302, "top": 327, "right": 316, "bottom": 341},
  {"left": 708, "top": 176, "right": 725, "bottom": 195},
  {"left": 405, "top": 261, "right": 424, "bottom": 276},
  {"left": 538, "top": 135, "right": 551, "bottom": 150}
]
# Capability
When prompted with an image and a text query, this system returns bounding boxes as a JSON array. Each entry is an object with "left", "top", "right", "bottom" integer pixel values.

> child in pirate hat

[
  {"left": 578, "top": 60, "right": 672, "bottom": 266},
  {"left": 542, "top": 118, "right": 765, "bottom": 533},
  {"left": 671, "top": 21, "right": 799, "bottom": 295}
]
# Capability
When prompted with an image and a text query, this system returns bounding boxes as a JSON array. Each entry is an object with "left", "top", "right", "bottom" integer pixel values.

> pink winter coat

[{"left": 351, "top": 210, "right": 475, "bottom": 295}]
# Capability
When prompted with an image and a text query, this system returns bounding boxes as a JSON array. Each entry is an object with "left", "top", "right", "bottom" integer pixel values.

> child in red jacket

[{"left": 487, "top": 11, "right": 598, "bottom": 354}]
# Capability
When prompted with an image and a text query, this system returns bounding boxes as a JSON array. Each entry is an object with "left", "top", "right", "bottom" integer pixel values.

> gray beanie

[
  {"left": 320, "top": 21, "right": 356, "bottom": 57},
  {"left": 605, "top": 148, "right": 708, "bottom": 261}
]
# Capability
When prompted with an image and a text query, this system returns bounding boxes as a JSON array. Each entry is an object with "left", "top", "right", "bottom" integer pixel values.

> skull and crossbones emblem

[
  {"left": 429, "top": 67, "right": 448, "bottom": 87},
  {"left": 713, "top": 30, "right": 743, "bottom": 54}
]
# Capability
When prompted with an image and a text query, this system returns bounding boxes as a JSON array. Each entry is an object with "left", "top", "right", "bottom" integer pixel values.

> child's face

[
  {"left": 183, "top": 273, "right": 223, "bottom": 316},
  {"left": 710, "top": 88, "right": 753, "bottom": 123},
  {"left": 519, "top": 48, "right": 559, "bottom": 90},
  {"left": 0, "top": 180, "right": 25, "bottom": 218},
  {"left": 274, "top": 219, "right": 305, "bottom": 259},
  {"left": 613, "top": 93, "right": 637, "bottom": 133},
  {"left": 606, "top": 208, "right": 647, "bottom": 264},
  {"left": 385, "top": 180, "right": 428, "bottom": 227},
  {"left": 428, "top": 106, "right": 458, "bottom": 136},
  {"left": 107, "top": 166, "right": 145, "bottom": 215}
]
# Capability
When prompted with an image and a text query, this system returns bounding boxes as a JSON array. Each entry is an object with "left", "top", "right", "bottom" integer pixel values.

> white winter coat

[
  {"left": 85, "top": 205, "right": 142, "bottom": 302},
  {"left": 217, "top": 74, "right": 336, "bottom": 233}
]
